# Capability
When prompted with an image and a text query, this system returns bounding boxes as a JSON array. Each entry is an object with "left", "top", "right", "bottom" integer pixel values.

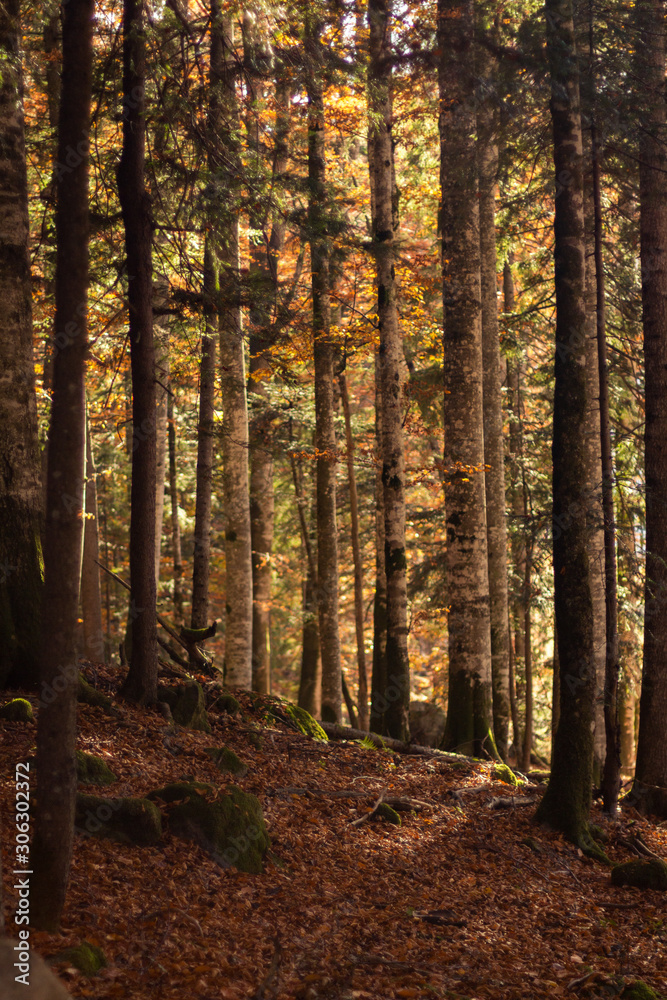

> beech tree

[
  {"left": 439, "top": 0, "right": 494, "bottom": 758},
  {"left": 32, "top": 0, "right": 93, "bottom": 930},
  {"left": 0, "top": 0, "right": 43, "bottom": 690}
]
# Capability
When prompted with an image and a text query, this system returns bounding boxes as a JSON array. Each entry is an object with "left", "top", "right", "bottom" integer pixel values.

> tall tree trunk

[
  {"left": 306, "top": 15, "right": 342, "bottom": 723},
  {"left": 633, "top": 0, "right": 667, "bottom": 819},
  {"left": 81, "top": 417, "right": 104, "bottom": 661},
  {"left": 167, "top": 390, "right": 184, "bottom": 624},
  {"left": 619, "top": 674, "right": 636, "bottom": 776},
  {"left": 0, "top": 0, "right": 43, "bottom": 690},
  {"left": 368, "top": 0, "right": 409, "bottom": 741},
  {"left": 118, "top": 0, "right": 158, "bottom": 705},
  {"left": 339, "top": 371, "right": 369, "bottom": 729},
  {"left": 190, "top": 241, "right": 217, "bottom": 631},
  {"left": 439, "top": 0, "right": 494, "bottom": 758},
  {"left": 534, "top": 0, "right": 597, "bottom": 849},
  {"left": 477, "top": 43, "right": 511, "bottom": 761},
  {"left": 370, "top": 348, "right": 388, "bottom": 733},
  {"left": 31, "top": 0, "right": 92, "bottom": 931},
  {"left": 292, "top": 448, "right": 321, "bottom": 717},
  {"left": 503, "top": 259, "right": 522, "bottom": 754},
  {"left": 521, "top": 539, "right": 533, "bottom": 773},
  {"left": 154, "top": 330, "right": 169, "bottom": 588},
  {"left": 212, "top": 6, "right": 253, "bottom": 688}
]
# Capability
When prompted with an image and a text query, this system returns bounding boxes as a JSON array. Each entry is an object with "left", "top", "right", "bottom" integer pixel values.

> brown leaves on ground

[{"left": 1, "top": 673, "right": 666, "bottom": 1000}]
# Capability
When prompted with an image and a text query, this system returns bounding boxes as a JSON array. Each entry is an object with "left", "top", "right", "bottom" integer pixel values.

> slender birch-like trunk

[
  {"left": 167, "top": 390, "right": 184, "bottom": 624},
  {"left": 32, "top": 0, "right": 93, "bottom": 931},
  {"left": 81, "top": 418, "right": 104, "bottom": 661},
  {"left": 439, "top": 0, "right": 494, "bottom": 758},
  {"left": 368, "top": 0, "right": 409, "bottom": 741},
  {"left": 0, "top": 0, "right": 43, "bottom": 689}
]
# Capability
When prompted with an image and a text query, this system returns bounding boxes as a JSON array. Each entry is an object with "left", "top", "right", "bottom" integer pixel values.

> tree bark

[
  {"left": 212, "top": 6, "right": 253, "bottom": 689},
  {"left": 118, "top": 0, "right": 158, "bottom": 705},
  {"left": 0, "top": 0, "right": 43, "bottom": 690},
  {"left": 31, "top": 0, "right": 92, "bottom": 931},
  {"left": 167, "top": 389, "right": 184, "bottom": 624},
  {"left": 370, "top": 347, "right": 389, "bottom": 733},
  {"left": 154, "top": 330, "right": 169, "bottom": 588},
  {"left": 292, "top": 448, "right": 321, "bottom": 717},
  {"left": 633, "top": 0, "right": 667, "bottom": 820},
  {"left": 81, "top": 416, "right": 104, "bottom": 662},
  {"left": 306, "top": 14, "right": 342, "bottom": 723},
  {"left": 190, "top": 241, "right": 217, "bottom": 631},
  {"left": 339, "top": 371, "right": 369, "bottom": 730},
  {"left": 534, "top": 0, "right": 597, "bottom": 849},
  {"left": 477, "top": 43, "right": 511, "bottom": 761},
  {"left": 439, "top": 0, "right": 494, "bottom": 758},
  {"left": 368, "top": 0, "right": 410, "bottom": 741}
]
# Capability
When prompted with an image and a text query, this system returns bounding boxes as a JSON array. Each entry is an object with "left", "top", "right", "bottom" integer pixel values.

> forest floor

[{"left": 1, "top": 668, "right": 666, "bottom": 1000}]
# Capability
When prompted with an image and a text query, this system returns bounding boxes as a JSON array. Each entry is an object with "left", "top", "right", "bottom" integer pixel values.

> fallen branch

[
  {"left": 320, "top": 722, "right": 480, "bottom": 764},
  {"left": 269, "top": 786, "right": 434, "bottom": 812},
  {"left": 350, "top": 791, "right": 385, "bottom": 827},
  {"left": 486, "top": 795, "right": 538, "bottom": 810}
]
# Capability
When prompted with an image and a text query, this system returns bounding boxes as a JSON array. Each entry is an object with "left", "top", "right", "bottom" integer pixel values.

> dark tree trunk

[
  {"left": 0, "top": 0, "right": 43, "bottom": 690},
  {"left": 534, "top": 0, "right": 598, "bottom": 850},
  {"left": 633, "top": 0, "right": 667, "bottom": 820},
  {"left": 439, "top": 0, "right": 494, "bottom": 758},
  {"left": 167, "top": 390, "right": 184, "bottom": 624},
  {"left": 293, "top": 450, "right": 321, "bottom": 717},
  {"left": 31, "top": 0, "right": 93, "bottom": 931},
  {"left": 370, "top": 347, "right": 388, "bottom": 733},
  {"left": 368, "top": 0, "right": 410, "bottom": 741},
  {"left": 117, "top": 0, "right": 158, "bottom": 705},
  {"left": 81, "top": 417, "right": 104, "bottom": 662},
  {"left": 306, "top": 15, "right": 342, "bottom": 723},
  {"left": 190, "top": 241, "right": 217, "bottom": 631}
]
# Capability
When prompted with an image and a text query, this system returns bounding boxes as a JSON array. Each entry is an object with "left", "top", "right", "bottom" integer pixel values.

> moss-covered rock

[
  {"left": 205, "top": 746, "right": 249, "bottom": 778},
  {"left": 152, "top": 782, "right": 269, "bottom": 873},
  {"left": 55, "top": 941, "right": 107, "bottom": 976},
  {"left": 620, "top": 982, "right": 662, "bottom": 1000},
  {"left": 492, "top": 763, "right": 520, "bottom": 787},
  {"left": 272, "top": 701, "right": 328, "bottom": 741},
  {"left": 159, "top": 681, "right": 211, "bottom": 733},
  {"left": 374, "top": 802, "right": 401, "bottom": 826},
  {"left": 611, "top": 858, "right": 667, "bottom": 891},
  {"left": 212, "top": 692, "right": 241, "bottom": 715},
  {"left": 77, "top": 674, "right": 114, "bottom": 714},
  {"left": 0, "top": 698, "right": 33, "bottom": 722},
  {"left": 527, "top": 770, "right": 551, "bottom": 784},
  {"left": 75, "top": 750, "right": 116, "bottom": 786},
  {"left": 76, "top": 793, "right": 162, "bottom": 845},
  {"left": 147, "top": 780, "right": 216, "bottom": 804}
]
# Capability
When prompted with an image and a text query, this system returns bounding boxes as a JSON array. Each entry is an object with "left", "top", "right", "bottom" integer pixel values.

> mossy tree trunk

[
  {"left": 0, "top": 0, "right": 43, "bottom": 690},
  {"left": 439, "top": 0, "right": 495, "bottom": 759},
  {"left": 633, "top": 0, "right": 667, "bottom": 820},
  {"left": 32, "top": 0, "right": 93, "bottom": 931},
  {"left": 534, "top": 0, "right": 597, "bottom": 848}
]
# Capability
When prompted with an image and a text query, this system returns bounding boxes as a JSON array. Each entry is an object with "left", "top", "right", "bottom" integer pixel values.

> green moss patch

[
  {"left": 211, "top": 692, "right": 241, "bottom": 715},
  {"left": 76, "top": 793, "right": 162, "bottom": 845},
  {"left": 55, "top": 941, "right": 107, "bottom": 976},
  {"left": 152, "top": 782, "right": 269, "bottom": 873},
  {"left": 272, "top": 701, "right": 328, "bottom": 741},
  {"left": 611, "top": 858, "right": 667, "bottom": 891},
  {"left": 75, "top": 750, "right": 116, "bottom": 786},
  {"left": 0, "top": 698, "right": 33, "bottom": 722},
  {"left": 492, "top": 763, "right": 519, "bottom": 787},
  {"left": 159, "top": 680, "right": 211, "bottom": 733},
  {"left": 374, "top": 802, "right": 401, "bottom": 826},
  {"left": 77, "top": 675, "right": 114, "bottom": 714},
  {"left": 147, "top": 781, "right": 216, "bottom": 804},
  {"left": 205, "top": 746, "right": 249, "bottom": 778},
  {"left": 620, "top": 982, "right": 662, "bottom": 1000}
]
